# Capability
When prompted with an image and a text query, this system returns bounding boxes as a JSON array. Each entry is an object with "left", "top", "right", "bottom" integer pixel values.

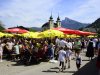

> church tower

[
  {"left": 56, "top": 15, "right": 61, "bottom": 27},
  {"left": 49, "top": 14, "right": 54, "bottom": 29}
]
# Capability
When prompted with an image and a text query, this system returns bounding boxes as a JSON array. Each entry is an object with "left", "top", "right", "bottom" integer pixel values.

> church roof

[
  {"left": 42, "top": 22, "right": 57, "bottom": 28},
  {"left": 50, "top": 15, "right": 53, "bottom": 19}
]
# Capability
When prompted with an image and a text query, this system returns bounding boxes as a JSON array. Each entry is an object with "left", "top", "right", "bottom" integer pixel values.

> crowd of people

[{"left": 0, "top": 36, "right": 100, "bottom": 72}]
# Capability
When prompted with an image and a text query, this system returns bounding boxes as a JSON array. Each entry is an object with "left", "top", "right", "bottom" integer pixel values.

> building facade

[{"left": 42, "top": 15, "right": 61, "bottom": 31}]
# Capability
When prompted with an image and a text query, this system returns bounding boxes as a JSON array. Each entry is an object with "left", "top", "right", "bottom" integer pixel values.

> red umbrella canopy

[
  {"left": 52, "top": 27, "right": 96, "bottom": 35},
  {"left": 52, "top": 27, "right": 76, "bottom": 34},
  {"left": 4, "top": 28, "right": 29, "bottom": 34},
  {"left": 75, "top": 30, "right": 96, "bottom": 35}
]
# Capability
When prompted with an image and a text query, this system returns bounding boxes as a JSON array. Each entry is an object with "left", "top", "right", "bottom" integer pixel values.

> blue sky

[{"left": 0, "top": 0, "right": 100, "bottom": 28}]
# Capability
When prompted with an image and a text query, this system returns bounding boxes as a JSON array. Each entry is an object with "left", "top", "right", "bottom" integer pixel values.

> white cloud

[
  {"left": 0, "top": 0, "right": 100, "bottom": 28},
  {"left": 63, "top": 0, "right": 100, "bottom": 23},
  {"left": 0, "top": 0, "right": 62, "bottom": 28}
]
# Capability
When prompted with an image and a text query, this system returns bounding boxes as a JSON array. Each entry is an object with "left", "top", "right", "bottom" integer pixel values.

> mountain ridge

[
  {"left": 61, "top": 17, "right": 89, "bottom": 29},
  {"left": 30, "top": 17, "right": 90, "bottom": 31},
  {"left": 82, "top": 18, "right": 100, "bottom": 33}
]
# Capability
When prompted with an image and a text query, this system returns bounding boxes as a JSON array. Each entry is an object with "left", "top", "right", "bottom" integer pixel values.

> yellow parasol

[
  {"left": 39, "top": 29, "right": 64, "bottom": 38},
  {"left": 22, "top": 32, "right": 41, "bottom": 38},
  {"left": 4, "top": 33, "right": 14, "bottom": 37},
  {"left": 0, "top": 32, "right": 5, "bottom": 37},
  {"left": 65, "top": 34, "right": 80, "bottom": 38},
  {"left": 87, "top": 35, "right": 97, "bottom": 38}
]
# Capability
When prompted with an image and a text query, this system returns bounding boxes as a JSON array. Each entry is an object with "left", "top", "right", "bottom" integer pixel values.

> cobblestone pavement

[{"left": 0, "top": 52, "right": 98, "bottom": 75}]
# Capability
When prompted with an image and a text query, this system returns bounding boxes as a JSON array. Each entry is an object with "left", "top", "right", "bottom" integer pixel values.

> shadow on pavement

[
  {"left": 73, "top": 58, "right": 98, "bottom": 75},
  {"left": 42, "top": 70, "right": 57, "bottom": 73},
  {"left": 82, "top": 59, "right": 90, "bottom": 61},
  {"left": 42, "top": 58, "right": 98, "bottom": 74},
  {"left": 11, "top": 60, "right": 41, "bottom": 66},
  {"left": 63, "top": 71, "right": 76, "bottom": 73},
  {"left": 42, "top": 69, "right": 76, "bottom": 73},
  {"left": 50, "top": 67, "right": 59, "bottom": 69}
]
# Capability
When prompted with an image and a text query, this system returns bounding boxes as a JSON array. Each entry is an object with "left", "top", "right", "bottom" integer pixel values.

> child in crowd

[
  {"left": 65, "top": 47, "right": 73, "bottom": 69},
  {"left": 58, "top": 47, "right": 66, "bottom": 72},
  {"left": 76, "top": 51, "right": 82, "bottom": 70},
  {"left": 14, "top": 42, "right": 20, "bottom": 61}
]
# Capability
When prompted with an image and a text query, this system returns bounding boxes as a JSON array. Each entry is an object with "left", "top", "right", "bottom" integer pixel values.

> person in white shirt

[
  {"left": 76, "top": 51, "right": 82, "bottom": 70},
  {"left": 13, "top": 42, "right": 20, "bottom": 61},
  {"left": 58, "top": 47, "right": 66, "bottom": 72},
  {"left": 66, "top": 40, "right": 73, "bottom": 50},
  {"left": 59, "top": 38, "right": 67, "bottom": 48},
  {"left": 6, "top": 40, "right": 14, "bottom": 60},
  {"left": 55, "top": 36, "right": 60, "bottom": 60},
  {"left": 14, "top": 42, "right": 20, "bottom": 55},
  {"left": 93, "top": 38, "right": 98, "bottom": 55},
  {"left": 55, "top": 36, "right": 60, "bottom": 47},
  {"left": 0, "top": 43, "right": 3, "bottom": 62},
  {"left": 7, "top": 41, "right": 14, "bottom": 51},
  {"left": 65, "top": 47, "right": 73, "bottom": 69}
]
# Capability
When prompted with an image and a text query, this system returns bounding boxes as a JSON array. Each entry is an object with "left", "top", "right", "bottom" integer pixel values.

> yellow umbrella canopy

[
  {"left": 0, "top": 32, "right": 5, "bottom": 37},
  {"left": 76, "top": 35, "right": 81, "bottom": 38},
  {"left": 4, "top": 33, "right": 14, "bottom": 37},
  {"left": 87, "top": 35, "right": 97, "bottom": 38},
  {"left": 65, "top": 34, "right": 80, "bottom": 38},
  {"left": 22, "top": 32, "right": 41, "bottom": 38},
  {"left": 69, "top": 34, "right": 80, "bottom": 38},
  {"left": 39, "top": 29, "right": 64, "bottom": 38},
  {"left": 64, "top": 34, "right": 70, "bottom": 38},
  {"left": 33, "top": 32, "right": 42, "bottom": 38}
]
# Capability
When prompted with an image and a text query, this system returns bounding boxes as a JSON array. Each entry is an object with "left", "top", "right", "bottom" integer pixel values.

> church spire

[
  {"left": 50, "top": 12, "right": 53, "bottom": 20},
  {"left": 57, "top": 13, "right": 60, "bottom": 20},
  {"left": 56, "top": 13, "right": 61, "bottom": 27},
  {"left": 49, "top": 12, "right": 54, "bottom": 29}
]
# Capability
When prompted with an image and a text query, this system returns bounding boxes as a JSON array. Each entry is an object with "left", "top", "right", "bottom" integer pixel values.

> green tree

[
  {"left": 29, "top": 28, "right": 36, "bottom": 32},
  {"left": 0, "top": 21, "right": 5, "bottom": 31}
]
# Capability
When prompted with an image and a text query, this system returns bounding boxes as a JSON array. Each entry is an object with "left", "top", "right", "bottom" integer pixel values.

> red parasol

[
  {"left": 3, "top": 28, "right": 29, "bottom": 34},
  {"left": 52, "top": 27, "right": 96, "bottom": 35},
  {"left": 52, "top": 27, "right": 76, "bottom": 34},
  {"left": 74, "top": 30, "right": 96, "bottom": 35}
]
